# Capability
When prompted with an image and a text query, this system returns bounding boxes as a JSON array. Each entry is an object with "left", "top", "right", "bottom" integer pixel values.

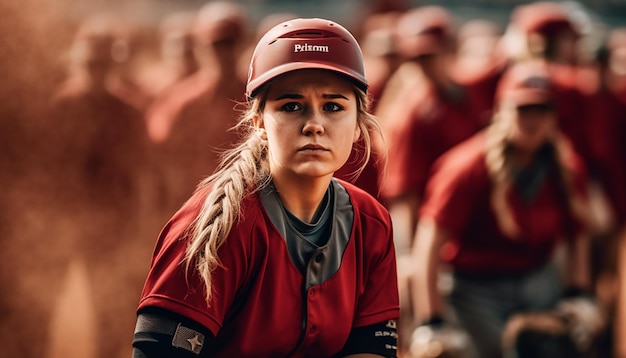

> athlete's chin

[{"left": 292, "top": 163, "right": 340, "bottom": 179}]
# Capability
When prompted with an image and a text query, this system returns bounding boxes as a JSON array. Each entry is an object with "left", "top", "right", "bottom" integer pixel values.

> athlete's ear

[{"left": 252, "top": 114, "right": 267, "bottom": 140}]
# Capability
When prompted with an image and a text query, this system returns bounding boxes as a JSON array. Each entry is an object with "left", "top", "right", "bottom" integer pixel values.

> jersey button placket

[{"left": 306, "top": 286, "right": 319, "bottom": 338}]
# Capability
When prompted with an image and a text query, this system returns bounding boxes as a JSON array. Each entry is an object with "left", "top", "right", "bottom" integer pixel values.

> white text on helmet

[{"left": 294, "top": 43, "right": 329, "bottom": 53}]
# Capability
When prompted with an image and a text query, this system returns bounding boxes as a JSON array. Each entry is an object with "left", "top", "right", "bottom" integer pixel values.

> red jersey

[
  {"left": 137, "top": 179, "right": 399, "bottom": 357},
  {"left": 548, "top": 63, "right": 594, "bottom": 160},
  {"left": 583, "top": 88, "right": 626, "bottom": 223},
  {"left": 380, "top": 78, "right": 486, "bottom": 201},
  {"left": 419, "top": 132, "right": 589, "bottom": 274}
]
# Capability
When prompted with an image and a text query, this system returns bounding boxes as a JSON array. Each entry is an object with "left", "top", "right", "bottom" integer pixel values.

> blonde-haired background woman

[
  {"left": 132, "top": 18, "right": 399, "bottom": 358},
  {"left": 407, "top": 60, "right": 603, "bottom": 358}
]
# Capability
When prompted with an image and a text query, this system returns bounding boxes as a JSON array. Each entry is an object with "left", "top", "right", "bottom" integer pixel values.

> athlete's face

[
  {"left": 502, "top": 101, "right": 557, "bottom": 152},
  {"left": 255, "top": 69, "right": 360, "bottom": 181}
]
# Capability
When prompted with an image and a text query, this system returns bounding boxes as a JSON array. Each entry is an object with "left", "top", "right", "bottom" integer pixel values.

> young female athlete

[
  {"left": 132, "top": 18, "right": 399, "bottom": 358},
  {"left": 408, "top": 60, "right": 599, "bottom": 358}
]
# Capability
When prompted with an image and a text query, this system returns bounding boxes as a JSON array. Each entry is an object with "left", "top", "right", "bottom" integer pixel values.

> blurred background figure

[
  {"left": 504, "top": 1, "right": 586, "bottom": 65},
  {"left": 145, "top": 1, "right": 250, "bottom": 219},
  {"left": 408, "top": 60, "right": 605, "bottom": 358},
  {"left": 0, "top": 1, "right": 71, "bottom": 357},
  {"left": 50, "top": 13, "right": 153, "bottom": 223},
  {"left": 358, "top": 10, "right": 404, "bottom": 110},
  {"left": 502, "top": 1, "right": 592, "bottom": 159},
  {"left": 47, "top": 13, "right": 157, "bottom": 358},
  {"left": 582, "top": 26, "right": 626, "bottom": 358},
  {"left": 374, "top": 8, "right": 495, "bottom": 350},
  {"left": 138, "top": 10, "right": 199, "bottom": 98},
  {"left": 453, "top": 18, "right": 505, "bottom": 84},
  {"left": 502, "top": 6, "right": 626, "bottom": 335},
  {"left": 377, "top": 5, "right": 462, "bottom": 254},
  {"left": 59, "top": 14, "right": 152, "bottom": 113},
  {"left": 509, "top": 6, "right": 626, "bottom": 356}
]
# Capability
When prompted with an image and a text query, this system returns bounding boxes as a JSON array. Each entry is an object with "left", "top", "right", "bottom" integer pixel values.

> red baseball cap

[{"left": 496, "top": 61, "right": 553, "bottom": 107}]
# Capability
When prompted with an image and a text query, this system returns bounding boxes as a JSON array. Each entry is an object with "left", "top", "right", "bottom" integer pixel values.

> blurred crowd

[{"left": 1, "top": 0, "right": 626, "bottom": 357}]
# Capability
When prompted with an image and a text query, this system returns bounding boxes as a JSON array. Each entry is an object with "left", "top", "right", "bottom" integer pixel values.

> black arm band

[
  {"left": 132, "top": 307, "right": 214, "bottom": 358},
  {"left": 334, "top": 319, "right": 398, "bottom": 358}
]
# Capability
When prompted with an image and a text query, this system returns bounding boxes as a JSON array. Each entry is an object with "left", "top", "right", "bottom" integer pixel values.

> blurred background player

[
  {"left": 374, "top": 8, "right": 495, "bottom": 349},
  {"left": 377, "top": 5, "right": 495, "bottom": 253},
  {"left": 408, "top": 60, "right": 604, "bottom": 358},
  {"left": 582, "top": 26, "right": 626, "bottom": 358},
  {"left": 454, "top": 19, "right": 504, "bottom": 77},
  {"left": 505, "top": 2, "right": 591, "bottom": 151},
  {"left": 145, "top": 1, "right": 250, "bottom": 219},
  {"left": 49, "top": 14, "right": 153, "bottom": 225},
  {"left": 0, "top": 1, "right": 71, "bottom": 356},
  {"left": 48, "top": 13, "right": 157, "bottom": 358},
  {"left": 138, "top": 11, "right": 199, "bottom": 98}
]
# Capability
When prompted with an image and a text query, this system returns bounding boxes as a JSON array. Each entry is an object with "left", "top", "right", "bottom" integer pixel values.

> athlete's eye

[
  {"left": 280, "top": 102, "right": 302, "bottom": 112},
  {"left": 323, "top": 102, "right": 344, "bottom": 112}
]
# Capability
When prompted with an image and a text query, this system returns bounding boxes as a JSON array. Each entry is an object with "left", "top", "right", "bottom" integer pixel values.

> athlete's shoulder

[
  {"left": 425, "top": 131, "right": 490, "bottom": 192},
  {"left": 436, "top": 131, "right": 487, "bottom": 170},
  {"left": 334, "top": 178, "right": 391, "bottom": 222},
  {"left": 159, "top": 184, "right": 266, "bottom": 248}
]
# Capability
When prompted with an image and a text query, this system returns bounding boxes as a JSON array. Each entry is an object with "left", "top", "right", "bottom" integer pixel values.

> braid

[
  {"left": 184, "top": 99, "right": 270, "bottom": 301},
  {"left": 485, "top": 113, "right": 521, "bottom": 238}
]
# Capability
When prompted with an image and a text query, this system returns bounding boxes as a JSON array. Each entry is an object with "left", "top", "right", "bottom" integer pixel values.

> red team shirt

[
  {"left": 381, "top": 78, "right": 489, "bottom": 202},
  {"left": 138, "top": 179, "right": 400, "bottom": 357},
  {"left": 419, "top": 132, "right": 589, "bottom": 274}
]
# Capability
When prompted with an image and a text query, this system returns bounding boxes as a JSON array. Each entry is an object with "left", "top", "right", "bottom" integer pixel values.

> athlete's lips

[{"left": 298, "top": 144, "right": 329, "bottom": 151}]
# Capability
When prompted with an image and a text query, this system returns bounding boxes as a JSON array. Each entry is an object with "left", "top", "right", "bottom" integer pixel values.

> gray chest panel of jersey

[{"left": 260, "top": 179, "right": 354, "bottom": 289}]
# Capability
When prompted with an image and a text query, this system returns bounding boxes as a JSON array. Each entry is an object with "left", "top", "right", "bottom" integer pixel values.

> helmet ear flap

[{"left": 245, "top": 18, "right": 368, "bottom": 98}]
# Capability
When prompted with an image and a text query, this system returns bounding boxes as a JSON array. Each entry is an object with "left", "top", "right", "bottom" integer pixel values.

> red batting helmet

[{"left": 245, "top": 18, "right": 368, "bottom": 98}]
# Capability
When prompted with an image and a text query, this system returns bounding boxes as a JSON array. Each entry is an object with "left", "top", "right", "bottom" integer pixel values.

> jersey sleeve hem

[
  {"left": 138, "top": 294, "right": 222, "bottom": 336},
  {"left": 352, "top": 307, "right": 400, "bottom": 328}
]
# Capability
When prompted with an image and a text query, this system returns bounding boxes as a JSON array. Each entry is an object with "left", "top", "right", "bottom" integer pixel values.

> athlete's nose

[{"left": 302, "top": 111, "right": 325, "bottom": 136}]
